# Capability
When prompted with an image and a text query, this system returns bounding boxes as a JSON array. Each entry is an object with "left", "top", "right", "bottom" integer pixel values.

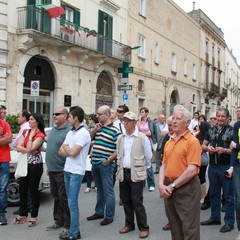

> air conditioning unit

[{"left": 61, "top": 32, "right": 74, "bottom": 43}]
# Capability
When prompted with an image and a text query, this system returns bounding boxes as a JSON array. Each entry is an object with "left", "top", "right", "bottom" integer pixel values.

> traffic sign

[
  {"left": 118, "top": 85, "right": 133, "bottom": 91},
  {"left": 31, "top": 81, "right": 40, "bottom": 96},
  {"left": 122, "top": 93, "right": 128, "bottom": 103}
]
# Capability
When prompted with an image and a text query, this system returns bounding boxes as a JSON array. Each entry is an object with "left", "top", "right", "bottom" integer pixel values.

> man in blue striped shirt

[{"left": 87, "top": 105, "right": 121, "bottom": 226}]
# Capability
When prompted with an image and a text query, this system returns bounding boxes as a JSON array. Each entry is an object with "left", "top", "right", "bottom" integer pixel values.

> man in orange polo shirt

[{"left": 158, "top": 105, "right": 202, "bottom": 240}]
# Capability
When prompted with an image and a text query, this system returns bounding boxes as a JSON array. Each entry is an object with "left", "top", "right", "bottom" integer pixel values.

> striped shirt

[{"left": 91, "top": 123, "right": 121, "bottom": 162}]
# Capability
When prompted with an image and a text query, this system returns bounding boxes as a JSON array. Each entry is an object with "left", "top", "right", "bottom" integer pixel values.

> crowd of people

[{"left": 1, "top": 104, "right": 240, "bottom": 239}]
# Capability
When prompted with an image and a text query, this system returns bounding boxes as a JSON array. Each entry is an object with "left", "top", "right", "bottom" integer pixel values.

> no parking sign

[{"left": 31, "top": 81, "right": 40, "bottom": 96}]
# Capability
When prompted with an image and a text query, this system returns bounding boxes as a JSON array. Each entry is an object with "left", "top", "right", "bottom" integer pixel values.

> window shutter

[
  {"left": 74, "top": 10, "right": 80, "bottom": 30},
  {"left": 60, "top": 3, "right": 66, "bottom": 25},
  {"left": 98, "top": 10, "right": 104, "bottom": 35}
]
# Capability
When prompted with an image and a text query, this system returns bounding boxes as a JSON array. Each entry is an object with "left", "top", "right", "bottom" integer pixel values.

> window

[
  {"left": 138, "top": 80, "right": 144, "bottom": 92},
  {"left": 154, "top": 43, "right": 159, "bottom": 64},
  {"left": 212, "top": 45, "right": 215, "bottom": 58},
  {"left": 139, "top": 0, "right": 146, "bottom": 17},
  {"left": 192, "top": 94, "right": 196, "bottom": 102},
  {"left": 218, "top": 49, "right": 220, "bottom": 62},
  {"left": 184, "top": 58, "right": 187, "bottom": 76},
  {"left": 205, "top": 41, "right": 209, "bottom": 53},
  {"left": 192, "top": 63, "right": 197, "bottom": 81},
  {"left": 98, "top": 10, "right": 113, "bottom": 55},
  {"left": 138, "top": 34, "right": 146, "bottom": 58},
  {"left": 171, "top": 53, "right": 177, "bottom": 73},
  {"left": 60, "top": 3, "right": 80, "bottom": 26}
]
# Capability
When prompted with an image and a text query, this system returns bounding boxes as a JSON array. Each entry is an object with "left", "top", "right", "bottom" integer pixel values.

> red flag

[{"left": 37, "top": 4, "right": 66, "bottom": 18}]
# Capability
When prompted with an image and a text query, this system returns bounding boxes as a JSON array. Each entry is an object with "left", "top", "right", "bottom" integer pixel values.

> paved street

[{"left": 1, "top": 173, "right": 239, "bottom": 240}]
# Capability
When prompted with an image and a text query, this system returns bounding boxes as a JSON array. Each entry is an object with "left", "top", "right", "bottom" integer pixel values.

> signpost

[{"left": 31, "top": 81, "right": 40, "bottom": 113}]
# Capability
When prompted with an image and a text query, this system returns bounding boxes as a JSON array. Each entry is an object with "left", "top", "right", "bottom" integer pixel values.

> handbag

[{"left": 15, "top": 153, "right": 28, "bottom": 179}]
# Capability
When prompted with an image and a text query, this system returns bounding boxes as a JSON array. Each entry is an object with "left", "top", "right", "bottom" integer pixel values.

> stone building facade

[{"left": 2, "top": 0, "right": 240, "bottom": 124}]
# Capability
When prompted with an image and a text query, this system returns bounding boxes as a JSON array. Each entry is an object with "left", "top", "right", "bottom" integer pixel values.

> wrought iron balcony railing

[{"left": 17, "top": 6, "right": 131, "bottom": 63}]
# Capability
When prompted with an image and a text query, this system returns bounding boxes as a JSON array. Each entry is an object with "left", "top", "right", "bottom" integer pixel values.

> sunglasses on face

[
  {"left": 53, "top": 113, "right": 64, "bottom": 116},
  {"left": 117, "top": 110, "right": 123, "bottom": 113}
]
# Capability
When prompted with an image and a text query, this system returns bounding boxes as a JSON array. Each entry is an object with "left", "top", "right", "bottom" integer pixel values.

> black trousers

[
  {"left": 119, "top": 170, "right": 149, "bottom": 231},
  {"left": 19, "top": 164, "right": 43, "bottom": 218},
  {"left": 49, "top": 171, "right": 70, "bottom": 229}
]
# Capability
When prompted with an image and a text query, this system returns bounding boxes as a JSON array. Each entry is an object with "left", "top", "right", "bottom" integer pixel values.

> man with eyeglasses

[
  {"left": 209, "top": 113, "right": 217, "bottom": 127},
  {"left": 201, "top": 108, "right": 234, "bottom": 233},
  {"left": 87, "top": 105, "right": 121, "bottom": 226},
  {"left": 45, "top": 107, "right": 71, "bottom": 238}
]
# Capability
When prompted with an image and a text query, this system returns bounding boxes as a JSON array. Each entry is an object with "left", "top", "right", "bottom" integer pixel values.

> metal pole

[{"left": 34, "top": 96, "right": 37, "bottom": 113}]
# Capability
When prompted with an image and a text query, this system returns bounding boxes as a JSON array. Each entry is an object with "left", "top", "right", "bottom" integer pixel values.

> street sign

[
  {"left": 118, "top": 85, "right": 133, "bottom": 91},
  {"left": 122, "top": 93, "right": 128, "bottom": 103},
  {"left": 31, "top": 81, "right": 40, "bottom": 97}
]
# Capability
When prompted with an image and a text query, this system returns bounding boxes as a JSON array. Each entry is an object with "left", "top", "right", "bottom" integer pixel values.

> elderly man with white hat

[{"left": 116, "top": 111, "right": 152, "bottom": 239}]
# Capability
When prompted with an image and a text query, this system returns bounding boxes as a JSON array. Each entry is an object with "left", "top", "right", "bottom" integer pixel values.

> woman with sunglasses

[{"left": 14, "top": 113, "right": 45, "bottom": 227}]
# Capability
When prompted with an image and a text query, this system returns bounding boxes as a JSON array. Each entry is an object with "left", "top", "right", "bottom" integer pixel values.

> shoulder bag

[{"left": 14, "top": 152, "right": 28, "bottom": 179}]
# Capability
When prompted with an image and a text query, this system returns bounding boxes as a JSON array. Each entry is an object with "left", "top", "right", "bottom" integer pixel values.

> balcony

[
  {"left": 17, "top": 6, "right": 131, "bottom": 63},
  {"left": 203, "top": 82, "right": 220, "bottom": 98}
]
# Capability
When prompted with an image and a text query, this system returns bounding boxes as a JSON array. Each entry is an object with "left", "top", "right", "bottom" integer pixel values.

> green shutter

[
  {"left": 41, "top": 0, "right": 51, "bottom": 34},
  {"left": 27, "top": 0, "right": 36, "bottom": 29},
  {"left": 60, "top": 3, "right": 66, "bottom": 25},
  {"left": 27, "top": 0, "right": 35, "bottom": 5},
  {"left": 74, "top": 10, "right": 80, "bottom": 30},
  {"left": 98, "top": 10, "right": 104, "bottom": 35},
  {"left": 97, "top": 10, "right": 104, "bottom": 53}
]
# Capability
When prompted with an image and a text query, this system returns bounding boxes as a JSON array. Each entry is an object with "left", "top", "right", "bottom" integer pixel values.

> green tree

[{"left": 6, "top": 114, "right": 19, "bottom": 134}]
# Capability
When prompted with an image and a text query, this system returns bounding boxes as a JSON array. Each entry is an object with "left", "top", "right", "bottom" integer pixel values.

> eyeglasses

[
  {"left": 117, "top": 110, "right": 123, "bottom": 113},
  {"left": 53, "top": 113, "right": 64, "bottom": 116},
  {"left": 210, "top": 117, "right": 217, "bottom": 120}
]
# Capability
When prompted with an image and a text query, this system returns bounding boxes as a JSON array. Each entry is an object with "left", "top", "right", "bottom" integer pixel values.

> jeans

[
  {"left": 146, "top": 166, "right": 155, "bottom": 188},
  {"left": 85, "top": 171, "right": 93, "bottom": 189},
  {"left": 208, "top": 165, "right": 234, "bottom": 225},
  {"left": 92, "top": 163, "right": 115, "bottom": 219},
  {"left": 64, "top": 171, "right": 84, "bottom": 237},
  {"left": 0, "top": 162, "right": 9, "bottom": 215},
  {"left": 233, "top": 163, "right": 240, "bottom": 230}
]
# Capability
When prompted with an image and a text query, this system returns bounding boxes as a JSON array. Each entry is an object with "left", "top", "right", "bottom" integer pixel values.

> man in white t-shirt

[{"left": 59, "top": 106, "right": 91, "bottom": 240}]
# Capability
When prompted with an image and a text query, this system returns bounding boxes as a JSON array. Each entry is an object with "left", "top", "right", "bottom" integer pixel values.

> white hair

[{"left": 173, "top": 105, "right": 192, "bottom": 121}]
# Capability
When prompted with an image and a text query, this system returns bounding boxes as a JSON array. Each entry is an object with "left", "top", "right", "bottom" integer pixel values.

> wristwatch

[{"left": 171, "top": 182, "right": 176, "bottom": 189}]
